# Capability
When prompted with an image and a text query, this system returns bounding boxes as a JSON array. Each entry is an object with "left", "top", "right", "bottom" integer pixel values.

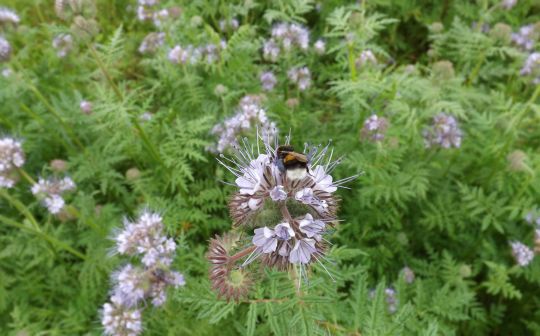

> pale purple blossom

[
  {"left": 138, "top": 32, "right": 165, "bottom": 54},
  {"left": 253, "top": 227, "right": 278, "bottom": 253},
  {"left": 501, "top": 0, "right": 517, "bottom": 9},
  {"left": 270, "top": 185, "right": 287, "bottom": 201},
  {"left": 52, "top": 34, "right": 73, "bottom": 58},
  {"left": 219, "top": 18, "right": 239, "bottom": 32},
  {"left": 423, "top": 113, "right": 462, "bottom": 148},
  {"left": 295, "top": 187, "right": 315, "bottom": 204},
  {"left": 361, "top": 115, "right": 389, "bottom": 142},
  {"left": 31, "top": 176, "right": 75, "bottom": 214},
  {"left": 356, "top": 50, "right": 377, "bottom": 68},
  {"left": 520, "top": 52, "right": 540, "bottom": 84},
  {"left": 385, "top": 288, "right": 398, "bottom": 313},
  {"left": 0, "top": 36, "right": 11, "bottom": 62},
  {"left": 274, "top": 222, "right": 295, "bottom": 240},
  {"left": 512, "top": 25, "right": 535, "bottom": 51},
  {"left": 263, "top": 22, "right": 309, "bottom": 61},
  {"left": 260, "top": 71, "right": 277, "bottom": 91},
  {"left": 101, "top": 300, "right": 143, "bottom": 336},
  {"left": 511, "top": 241, "right": 534, "bottom": 266},
  {"left": 112, "top": 264, "right": 147, "bottom": 307},
  {"left": 287, "top": 66, "right": 311, "bottom": 91},
  {"left": 298, "top": 213, "right": 325, "bottom": 240},
  {"left": 0, "top": 136, "right": 24, "bottom": 188},
  {"left": 314, "top": 39, "right": 326, "bottom": 54},
  {"left": 289, "top": 238, "right": 317, "bottom": 264},
  {"left": 80, "top": 100, "right": 92, "bottom": 114},
  {"left": 0, "top": 7, "right": 20, "bottom": 25}
]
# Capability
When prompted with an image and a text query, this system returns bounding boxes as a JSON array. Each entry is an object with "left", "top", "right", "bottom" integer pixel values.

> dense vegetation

[{"left": 1, "top": 0, "right": 539, "bottom": 335}]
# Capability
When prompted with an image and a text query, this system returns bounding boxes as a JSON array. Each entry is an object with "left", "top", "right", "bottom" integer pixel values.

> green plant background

[{"left": 0, "top": 0, "right": 539, "bottom": 335}]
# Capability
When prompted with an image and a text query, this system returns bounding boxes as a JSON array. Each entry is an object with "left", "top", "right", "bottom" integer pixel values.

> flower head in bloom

[
  {"left": 102, "top": 209, "right": 185, "bottom": 334},
  {"left": 501, "top": 0, "right": 517, "bottom": 9},
  {"left": 219, "top": 18, "right": 239, "bottom": 32},
  {"left": 369, "top": 288, "right": 399, "bottom": 314},
  {"left": 511, "top": 24, "right": 538, "bottom": 51},
  {"left": 423, "top": 113, "right": 462, "bottom": 148},
  {"left": 287, "top": 66, "right": 311, "bottom": 91},
  {"left": 31, "top": 176, "right": 76, "bottom": 214},
  {"left": 138, "top": 32, "right": 165, "bottom": 54},
  {"left": 209, "top": 95, "right": 278, "bottom": 153},
  {"left": 0, "top": 7, "right": 19, "bottom": 26},
  {"left": 314, "top": 39, "right": 325, "bottom": 54},
  {"left": 101, "top": 299, "right": 143, "bottom": 336},
  {"left": 168, "top": 41, "right": 226, "bottom": 65},
  {"left": 52, "top": 34, "right": 73, "bottom": 58},
  {"left": 401, "top": 266, "right": 415, "bottom": 284},
  {"left": 0, "top": 137, "right": 25, "bottom": 188},
  {"left": 0, "top": 36, "right": 11, "bottom": 62},
  {"left": 355, "top": 50, "right": 377, "bottom": 68},
  {"left": 361, "top": 115, "right": 389, "bottom": 142},
  {"left": 209, "top": 132, "right": 358, "bottom": 297},
  {"left": 510, "top": 241, "right": 534, "bottom": 266},
  {"left": 263, "top": 22, "right": 309, "bottom": 61},
  {"left": 80, "top": 100, "right": 92, "bottom": 114},
  {"left": 260, "top": 71, "right": 277, "bottom": 91},
  {"left": 520, "top": 52, "right": 540, "bottom": 85}
]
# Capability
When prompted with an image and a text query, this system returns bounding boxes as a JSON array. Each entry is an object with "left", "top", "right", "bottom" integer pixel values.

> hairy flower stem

[
  {"left": 279, "top": 202, "right": 294, "bottom": 223},
  {"left": 88, "top": 44, "right": 123, "bottom": 101},
  {"left": 229, "top": 245, "right": 257, "bottom": 264}
]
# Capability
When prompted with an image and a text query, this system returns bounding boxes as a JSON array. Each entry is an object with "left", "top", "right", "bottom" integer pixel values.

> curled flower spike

[
  {"left": 208, "top": 131, "right": 358, "bottom": 298},
  {"left": 423, "top": 113, "right": 463, "bottom": 149},
  {"left": 102, "top": 209, "right": 185, "bottom": 335},
  {"left": 0, "top": 36, "right": 11, "bottom": 62},
  {"left": 510, "top": 241, "right": 534, "bottom": 267},
  {"left": 361, "top": 114, "right": 389, "bottom": 142},
  {"left": 52, "top": 34, "right": 73, "bottom": 58},
  {"left": 0, "top": 136, "right": 25, "bottom": 188},
  {"left": 0, "top": 7, "right": 19, "bottom": 26},
  {"left": 31, "top": 176, "right": 76, "bottom": 214}
]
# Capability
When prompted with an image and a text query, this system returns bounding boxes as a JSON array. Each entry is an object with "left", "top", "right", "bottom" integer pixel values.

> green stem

[
  {"left": 0, "top": 214, "right": 86, "bottom": 260},
  {"left": 88, "top": 44, "right": 123, "bottom": 100},
  {"left": 0, "top": 188, "right": 41, "bottom": 231},
  {"left": 16, "top": 167, "right": 36, "bottom": 185},
  {"left": 348, "top": 43, "right": 357, "bottom": 81},
  {"left": 466, "top": 49, "right": 486, "bottom": 86},
  {"left": 65, "top": 205, "right": 105, "bottom": 236}
]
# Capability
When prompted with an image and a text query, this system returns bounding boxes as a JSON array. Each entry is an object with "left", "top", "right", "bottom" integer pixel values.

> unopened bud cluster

[{"left": 101, "top": 210, "right": 185, "bottom": 336}]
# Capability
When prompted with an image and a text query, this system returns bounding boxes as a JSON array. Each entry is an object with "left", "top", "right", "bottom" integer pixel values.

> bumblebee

[{"left": 276, "top": 145, "right": 310, "bottom": 180}]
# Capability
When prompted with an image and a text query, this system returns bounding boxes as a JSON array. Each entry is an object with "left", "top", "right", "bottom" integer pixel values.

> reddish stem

[{"left": 229, "top": 245, "right": 257, "bottom": 263}]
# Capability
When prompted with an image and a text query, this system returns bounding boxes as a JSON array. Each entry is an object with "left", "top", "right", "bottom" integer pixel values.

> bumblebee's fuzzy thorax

[{"left": 286, "top": 167, "right": 308, "bottom": 181}]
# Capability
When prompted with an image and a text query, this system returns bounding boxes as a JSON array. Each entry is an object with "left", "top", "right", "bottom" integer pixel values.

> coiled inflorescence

[
  {"left": 0, "top": 137, "right": 25, "bottom": 188},
  {"left": 101, "top": 210, "right": 185, "bottom": 336},
  {"left": 207, "top": 132, "right": 357, "bottom": 300},
  {"left": 423, "top": 113, "right": 463, "bottom": 148},
  {"left": 31, "top": 176, "right": 76, "bottom": 214}
]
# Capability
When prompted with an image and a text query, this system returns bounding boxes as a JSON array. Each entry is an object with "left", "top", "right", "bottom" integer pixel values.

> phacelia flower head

[
  {"left": 138, "top": 32, "right": 165, "bottom": 54},
  {"left": 361, "top": 114, "right": 389, "bottom": 142},
  {"left": 355, "top": 50, "right": 377, "bottom": 68},
  {"left": 287, "top": 66, "right": 311, "bottom": 91},
  {"left": 209, "top": 95, "right": 278, "bottom": 153},
  {"left": 209, "top": 131, "right": 358, "bottom": 297},
  {"left": 314, "top": 39, "right": 326, "bottom": 54},
  {"left": 0, "top": 7, "right": 19, "bottom": 26},
  {"left": 0, "top": 136, "right": 25, "bottom": 188},
  {"left": 80, "top": 100, "right": 92, "bottom": 114},
  {"left": 52, "top": 33, "right": 73, "bottom": 58},
  {"left": 520, "top": 52, "right": 540, "bottom": 85},
  {"left": 263, "top": 22, "right": 309, "bottom": 61},
  {"left": 31, "top": 176, "right": 76, "bottom": 214},
  {"left": 0, "top": 36, "right": 11, "bottom": 62},
  {"left": 101, "top": 299, "right": 143, "bottom": 336},
  {"left": 260, "top": 71, "right": 277, "bottom": 91},
  {"left": 512, "top": 24, "right": 538, "bottom": 51},
  {"left": 501, "top": 0, "right": 517, "bottom": 9},
  {"left": 511, "top": 241, "right": 534, "bottom": 266},
  {"left": 423, "top": 113, "right": 462, "bottom": 148},
  {"left": 219, "top": 18, "right": 239, "bottom": 32}
]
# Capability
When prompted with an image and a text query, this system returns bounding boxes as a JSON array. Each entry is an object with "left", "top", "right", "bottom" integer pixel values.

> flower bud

[
  {"left": 429, "top": 22, "right": 444, "bottom": 34},
  {"left": 432, "top": 60, "right": 455, "bottom": 80},
  {"left": 126, "top": 167, "right": 141, "bottom": 181},
  {"left": 50, "top": 159, "right": 68, "bottom": 173},
  {"left": 490, "top": 23, "right": 512, "bottom": 44},
  {"left": 459, "top": 264, "right": 472, "bottom": 278}
]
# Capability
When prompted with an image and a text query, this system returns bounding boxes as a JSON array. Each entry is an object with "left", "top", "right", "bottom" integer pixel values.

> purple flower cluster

[
  {"left": 263, "top": 22, "right": 309, "bottom": 61},
  {"left": 138, "top": 32, "right": 165, "bottom": 54},
  {"left": 511, "top": 25, "right": 537, "bottom": 51},
  {"left": 102, "top": 210, "right": 185, "bottom": 336},
  {"left": 168, "top": 40, "right": 227, "bottom": 65},
  {"left": 219, "top": 18, "right": 239, "bottom": 32},
  {"left": 361, "top": 115, "right": 389, "bottom": 142},
  {"left": 31, "top": 176, "right": 76, "bottom": 214},
  {"left": 0, "top": 7, "right": 20, "bottom": 26},
  {"left": 136, "top": 0, "right": 177, "bottom": 28},
  {"left": 0, "top": 137, "right": 25, "bottom": 188},
  {"left": 287, "top": 66, "right": 311, "bottom": 91},
  {"left": 208, "top": 133, "right": 357, "bottom": 299},
  {"left": 260, "top": 71, "right": 277, "bottom": 91},
  {"left": 0, "top": 35, "right": 11, "bottom": 62},
  {"left": 520, "top": 52, "right": 540, "bottom": 84},
  {"left": 355, "top": 50, "right": 377, "bottom": 68},
  {"left": 209, "top": 95, "right": 277, "bottom": 153},
  {"left": 52, "top": 33, "right": 73, "bottom": 58},
  {"left": 510, "top": 241, "right": 534, "bottom": 267},
  {"left": 423, "top": 113, "right": 463, "bottom": 148}
]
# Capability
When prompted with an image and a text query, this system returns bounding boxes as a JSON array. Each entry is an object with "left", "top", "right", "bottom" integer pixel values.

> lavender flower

[
  {"left": 209, "top": 132, "right": 357, "bottom": 296},
  {"left": 0, "top": 36, "right": 11, "bottom": 62},
  {"left": 501, "top": 0, "right": 517, "bottom": 9},
  {"left": 355, "top": 50, "right": 377, "bottom": 68},
  {"left": 80, "top": 100, "right": 92, "bottom": 114},
  {"left": 423, "top": 113, "right": 462, "bottom": 148},
  {"left": 263, "top": 22, "right": 309, "bottom": 61},
  {"left": 219, "top": 18, "right": 239, "bottom": 32},
  {"left": 0, "top": 7, "right": 19, "bottom": 26},
  {"left": 31, "top": 176, "right": 76, "bottom": 214},
  {"left": 287, "top": 66, "right": 311, "bottom": 91},
  {"left": 114, "top": 211, "right": 176, "bottom": 267},
  {"left": 260, "top": 71, "right": 277, "bottom": 91},
  {"left": 510, "top": 241, "right": 534, "bottom": 266},
  {"left": 314, "top": 39, "right": 326, "bottom": 54},
  {"left": 512, "top": 25, "right": 537, "bottom": 51},
  {"left": 101, "top": 300, "right": 143, "bottom": 336},
  {"left": 52, "top": 34, "right": 73, "bottom": 58},
  {"left": 168, "top": 42, "right": 225, "bottom": 65},
  {"left": 209, "top": 95, "right": 277, "bottom": 153},
  {"left": 520, "top": 52, "right": 540, "bottom": 85},
  {"left": 0, "top": 137, "right": 25, "bottom": 188},
  {"left": 385, "top": 288, "right": 398, "bottom": 313},
  {"left": 401, "top": 266, "right": 415, "bottom": 284},
  {"left": 361, "top": 115, "right": 389, "bottom": 142},
  {"left": 138, "top": 32, "right": 165, "bottom": 54}
]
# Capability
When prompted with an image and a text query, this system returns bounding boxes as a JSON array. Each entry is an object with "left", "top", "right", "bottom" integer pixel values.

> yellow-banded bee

[{"left": 276, "top": 145, "right": 310, "bottom": 180}]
